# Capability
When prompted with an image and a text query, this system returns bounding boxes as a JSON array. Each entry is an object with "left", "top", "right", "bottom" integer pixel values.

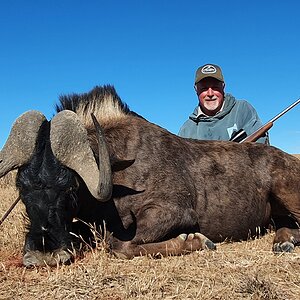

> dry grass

[{"left": 1, "top": 160, "right": 300, "bottom": 300}]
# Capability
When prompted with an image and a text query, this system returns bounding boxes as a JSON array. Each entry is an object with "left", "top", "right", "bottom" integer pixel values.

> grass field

[{"left": 0, "top": 160, "right": 300, "bottom": 300}]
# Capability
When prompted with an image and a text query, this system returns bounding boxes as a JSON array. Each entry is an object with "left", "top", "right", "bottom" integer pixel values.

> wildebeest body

[
  {"left": 81, "top": 116, "right": 285, "bottom": 243},
  {"left": 1, "top": 85, "right": 299, "bottom": 266}
]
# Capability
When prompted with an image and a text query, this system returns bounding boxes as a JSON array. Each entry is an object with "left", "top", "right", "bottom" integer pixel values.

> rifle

[{"left": 230, "top": 98, "right": 300, "bottom": 143}]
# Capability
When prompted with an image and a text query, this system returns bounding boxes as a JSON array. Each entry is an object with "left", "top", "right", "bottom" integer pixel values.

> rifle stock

[
  {"left": 241, "top": 122, "right": 273, "bottom": 143},
  {"left": 240, "top": 98, "right": 300, "bottom": 143}
]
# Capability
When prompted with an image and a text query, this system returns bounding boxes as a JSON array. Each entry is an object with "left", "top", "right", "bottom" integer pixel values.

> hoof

[
  {"left": 198, "top": 234, "right": 217, "bottom": 250},
  {"left": 177, "top": 232, "right": 216, "bottom": 252},
  {"left": 273, "top": 241, "right": 295, "bottom": 253}
]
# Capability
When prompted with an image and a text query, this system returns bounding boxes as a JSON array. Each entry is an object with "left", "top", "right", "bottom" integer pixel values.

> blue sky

[{"left": 0, "top": 0, "right": 299, "bottom": 153}]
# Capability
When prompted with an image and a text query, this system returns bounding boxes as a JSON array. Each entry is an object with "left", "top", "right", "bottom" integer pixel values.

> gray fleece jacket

[{"left": 178, "top": 94, "right": 268, "bottom": 144}]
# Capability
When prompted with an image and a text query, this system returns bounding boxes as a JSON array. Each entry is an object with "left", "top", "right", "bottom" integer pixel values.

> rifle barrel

[
  {"left": 269, "top": 98, "right": 300, "bottom": 123},
  {"left": 240, "top": 97, "right": 300, "bottom": 143}
]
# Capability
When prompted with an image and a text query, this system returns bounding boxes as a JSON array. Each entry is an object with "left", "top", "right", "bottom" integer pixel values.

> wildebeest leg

[
  {"left": 271, "top": 166, "right": 300, "bottom": 252},
  {"left": 110, "top": 205, "right": 217, "bottom": 258},
  {"left": 111, "top": 232, "right": 216, "bottom": 259},
  {"left": 273, "top": 227, "right": 300, "bottom": 253}
]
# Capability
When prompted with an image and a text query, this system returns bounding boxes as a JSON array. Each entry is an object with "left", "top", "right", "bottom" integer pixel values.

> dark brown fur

[{"left": 56, "top": 85, "right": 300, "bottom": 257}]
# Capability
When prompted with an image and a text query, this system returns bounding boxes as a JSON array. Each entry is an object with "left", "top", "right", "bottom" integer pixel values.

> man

[{"left": 179, "top": 64, "right": 268, "bottom": 144}]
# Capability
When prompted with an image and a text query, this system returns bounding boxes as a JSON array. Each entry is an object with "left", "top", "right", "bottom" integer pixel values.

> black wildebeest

[{"left": 0, "top": 85, "right": 299, "bottom": 266}]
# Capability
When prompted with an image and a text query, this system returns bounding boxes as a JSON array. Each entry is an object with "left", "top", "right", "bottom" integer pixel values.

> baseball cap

[{"left": 195, "top": 64, "right": 224, "bottom": 84}]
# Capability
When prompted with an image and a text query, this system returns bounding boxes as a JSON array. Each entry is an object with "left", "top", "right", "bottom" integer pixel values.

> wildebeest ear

[{"left": 111, "top": 158, "right": 135, "bottom": 172}]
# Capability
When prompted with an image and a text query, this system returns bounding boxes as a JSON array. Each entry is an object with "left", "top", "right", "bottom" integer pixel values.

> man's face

[{"left": 195, "top": 77, "right": 225, "bottom": 116}]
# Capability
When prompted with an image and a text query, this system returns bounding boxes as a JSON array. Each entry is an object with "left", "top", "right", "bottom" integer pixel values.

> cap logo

[{"left": 201, "top": 65, "right": 217, "bottom": 74}]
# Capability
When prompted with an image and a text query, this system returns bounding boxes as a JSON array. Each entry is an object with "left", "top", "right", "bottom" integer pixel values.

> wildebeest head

[{"left": 0, "top": 110, "right": 112, "bottom": 266}]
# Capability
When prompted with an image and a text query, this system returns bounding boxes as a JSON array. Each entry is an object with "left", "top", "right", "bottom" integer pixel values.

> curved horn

[
  {"left": 50, "top": 110, "right": 112, "bottom": 201},
  {"left": 91, "top": 113, "right": 113, "bottom": 201},
  {"left": 0, "top": 110, "right": 47, "bottom": 177}
]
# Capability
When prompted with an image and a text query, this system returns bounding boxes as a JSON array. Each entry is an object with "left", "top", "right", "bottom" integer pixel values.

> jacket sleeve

[
  {"left": 239, "top": 101, "right": 269, "bottom": 144},
  {"left": 178, "top": 122, "right": 188, "bottom": 137}
]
